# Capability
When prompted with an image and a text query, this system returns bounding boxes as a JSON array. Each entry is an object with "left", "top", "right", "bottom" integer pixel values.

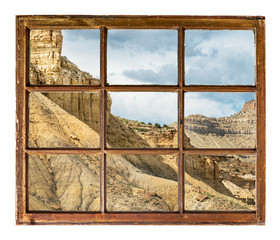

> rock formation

[
  {"left": 115, "top": 117, "right": 193, "bottom": 149},
  {"left": 30, "top": 30, "right": 100, "bottom": 85},
  {"left": 170, "top": 100, "right": 256, "bottom": 148}
]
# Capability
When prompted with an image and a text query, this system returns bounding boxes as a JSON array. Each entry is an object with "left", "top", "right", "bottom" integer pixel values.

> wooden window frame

[{"left": 16, "top": 15, "right": 266, "bottom": 225}]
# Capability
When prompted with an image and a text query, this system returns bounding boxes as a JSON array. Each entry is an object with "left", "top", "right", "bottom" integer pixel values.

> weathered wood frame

[{"left": 16, "top": 15, "right": 266, "bottom": 225}]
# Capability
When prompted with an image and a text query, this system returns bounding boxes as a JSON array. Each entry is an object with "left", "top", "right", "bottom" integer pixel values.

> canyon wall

[
  {"left": 30, "top": 30, "right": 110, "bottom": 133},
  {"left": 183, "top": 101, "right": 256, "bottom": 136},
  {"left": 170, "top": 100, "right": 256, "bottom": 148}
]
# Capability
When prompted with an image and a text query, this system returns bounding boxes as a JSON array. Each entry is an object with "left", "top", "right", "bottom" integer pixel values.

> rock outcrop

[
  {"left": 183, "top": 101, "right": 256, "bottom": 136},
  {"left": 170, "top": 100, "right": 256, "bottom": 148},
  {"left": 30, "top": 30, "right": 63, "bottom": 85},
  {"left": 30, "top": 30, "right": 100, "bottom": 85},
  {"left": 115, "top": 117, "right": 193, "bottom": 149},
  {"left": 30, "top": 30, "right": 107, "bottom": 132}
]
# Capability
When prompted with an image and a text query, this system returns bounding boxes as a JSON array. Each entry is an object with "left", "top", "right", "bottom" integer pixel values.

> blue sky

[{"left": 61, "top": 29, "right": 255, "bottom": 123}]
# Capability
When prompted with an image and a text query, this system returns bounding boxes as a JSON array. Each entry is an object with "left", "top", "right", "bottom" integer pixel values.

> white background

[{"left": 0, "top": 0, "right": 278, "bottom": 239}]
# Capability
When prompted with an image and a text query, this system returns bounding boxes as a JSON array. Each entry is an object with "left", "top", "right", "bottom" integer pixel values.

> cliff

[
  {"left": 183, "top": 101, "right": 256, "bottom": 136},
  {"left": 30, "top": 30, "right": 100, "bottom": 85},
  {"left": 116, "top": 117, "right": 193, "bottom": 149},
  {"left": 170, "top": 100, "right": 256, "bottom": 148}
]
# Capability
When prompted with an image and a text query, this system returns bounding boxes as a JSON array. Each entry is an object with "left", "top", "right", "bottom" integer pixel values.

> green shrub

[{"left": 154, "top": 123, "right": 161, "bottom": 128}]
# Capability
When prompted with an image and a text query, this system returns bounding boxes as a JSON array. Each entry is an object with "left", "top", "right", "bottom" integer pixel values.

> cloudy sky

[
  {"left": 110, "top": 92, "right": 177, "bottom": 125},
  {"left": 185, "top": 30, "right": 255, "bottom": 85},
  {"left": 107, "top": 30, "right": 177, "bottom": 85},
  {"left": 185, "top": 92, "right": 255, "bottom": 118},
  {"left": 62, "top": 30, "right": 100, "bottom": 79},
  {"left": 61, "top": 29, "right": 255, "bottom": 124}
]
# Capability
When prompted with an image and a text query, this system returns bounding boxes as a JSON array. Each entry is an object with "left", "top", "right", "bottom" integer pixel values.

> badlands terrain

[{"left": 28, "top": 30, "right": 256, "bottom": 212}]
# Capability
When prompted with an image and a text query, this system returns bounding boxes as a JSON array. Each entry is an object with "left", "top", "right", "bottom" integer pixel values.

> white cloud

[{"left": 110, "top": 92, "right": 177, "bottom": 125}]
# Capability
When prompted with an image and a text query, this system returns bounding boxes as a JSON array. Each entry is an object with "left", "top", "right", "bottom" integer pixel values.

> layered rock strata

[
  {"left": 170, "top": 100, "right": 256, "bottom": 148},
  {"left": 183, "top": 101, "right": 256, "bottom": 136}
]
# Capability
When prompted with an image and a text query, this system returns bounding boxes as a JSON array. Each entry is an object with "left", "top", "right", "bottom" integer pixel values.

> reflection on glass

[
  {"left": 107, "top": 30, "right": 177, "bottom": 85},
  {"left": 185, "top": 30, "right": 255, "bottom": 85},
  {"left": 28, "top": 154, "right": 100, "bottom": 211},
  {"left": 28, "top": 92, "right": 100, "bottom": 148},
  {"left": 106, "top": 154, "right": 178, "bottom": 211},
  {"left": 107, "top": 92, "right": 178, "bottom": 148},
  {"left": 30, "top": 29, "right": 100, "bottom": 85},
  {"left": 184, "top": 92, "right": 256, "bottom": 148},
  {"left": 184, "top": 155, "right": 256, "bottom": 211}
]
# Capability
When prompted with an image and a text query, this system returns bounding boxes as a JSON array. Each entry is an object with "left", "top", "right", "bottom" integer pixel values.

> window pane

[
  {"left": 107, "top": 92, "right": 178, "bottom": 148},
  {"left": 107, "top": 30, "right": 177, "bottom": 85},
  {"left": 182, "top": 92, "right": 256, "bottom": 148},
  {"left": 107, "top": 154, "right": 178, "bottom": 211},
  {"left": 185, "top": 30, "right": 255, "bottom": 85},
  {"left": 29, "top": 92, "right": 100, "bottom": 148},
  {"left": 30, "top": 30, "right": 100, "bottom": 85},
  {"left": 185, "top": 155, "right": 255, "bottom": 211},
  {"left": 28, "top": 154, "right": 100, "bottom": 211}
]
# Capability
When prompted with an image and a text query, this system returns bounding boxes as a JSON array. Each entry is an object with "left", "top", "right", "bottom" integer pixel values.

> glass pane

[
  {"left": 30, "top": 30, "right": 100, "bottom": 85},
  {"left": 183, "top": 92, "right": 256, "bottom": 148},
  {"left": 184, "top": 155, "right": 256, "bottom": 211},
  {"left": 107, "top": 92, "right": 178, "bottom": 148},
  {"left": 28, "top": 154, "right": 100, "bottom": 211},
  {"left": 185, "top": 30, "right": 255, "bottom": 85},
  {"left": 107, "top": 30, "right": 177, "bottom": 85},
  {"left": 29, "top": 92, "right": 100, "bottom": 148},
  {"left": 107, "top": 154, "right": 178, "bottom": 211}
]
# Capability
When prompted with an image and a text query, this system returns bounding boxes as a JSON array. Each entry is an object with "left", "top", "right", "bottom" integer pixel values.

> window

[{"left": 16, "top": 15, "right": 265, "bottom": 225}]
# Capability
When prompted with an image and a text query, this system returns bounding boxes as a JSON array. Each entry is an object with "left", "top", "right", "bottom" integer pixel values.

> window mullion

[
  {"left": 178, "top": 27, "right": 185, "bottom": 213},
  {"left": 100, "top": 26, "right": 107, "bottom": 213}
]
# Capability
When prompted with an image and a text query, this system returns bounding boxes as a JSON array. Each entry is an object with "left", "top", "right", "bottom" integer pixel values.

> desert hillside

[{"left": 28, "top": 30, "right": 255, "bottom": 211}]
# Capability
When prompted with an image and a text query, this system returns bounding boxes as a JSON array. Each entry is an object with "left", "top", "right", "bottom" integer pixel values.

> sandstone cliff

[
  {"left": 170, "top": 100, "right": 256, "bottom": 148},
  {"left": 184, "top": 102, "right": 256, "bottom": 135},
  {"left": 30, "top": 30, "right": 100, "bottom": 85}
]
